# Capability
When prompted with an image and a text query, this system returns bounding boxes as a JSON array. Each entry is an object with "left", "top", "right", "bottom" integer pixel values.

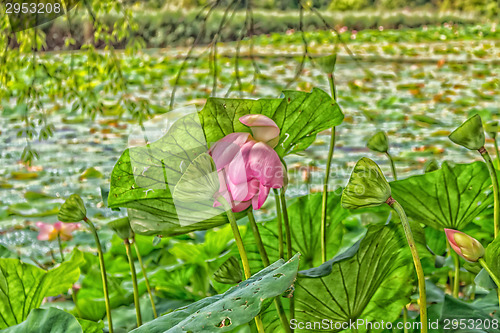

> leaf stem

[
  {"left": 247, "top": 210, "right": 291, "bottom": 333},
  {"left": 388, "top": 199, "right": 427, "bottom": 333},
  {"left": 478, "top": 258, "right": 500, "bottom": 307},
  {"left": 133, "top": 240, "right": 157, "bottom": 318},
  {"left": 83, "top": 217, "right": 113, "bottom": 333},
  {"left": 452, "top": 249, "right": 460, "bottom": 298},
  {"left": 386, "top": 152, "right": 398, "bottom": 181},
  {"left": 321, "top": 72, "right": 337, "bottom": 264},
  {"left": 274, "top": 190, "right": 284, "bottom": 259},
  {"left": 125, "top": 239, "right": 142, "bottom": 327},
  {"left": 494, "top": 139, "right": 500, "bottom": 166},
  {"left": 480, "top": 149, "right": 499, "bottom": 238},
  {"left": 279, "top": 188, "right": 295, "bottom": 324},
  {"left": 57, "top": 233, "right": 65, "bottom": 262}
]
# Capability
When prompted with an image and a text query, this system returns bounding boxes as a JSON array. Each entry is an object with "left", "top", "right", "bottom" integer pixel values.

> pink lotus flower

[
  {"left": 445, "top": 228, "right": 485, "bottom": 262},
  {"left": 209, "top": 114, "right": 285, "bottom": 212},
  {"left": 36, "top": 221, "right": 81, "bottom": 241}
]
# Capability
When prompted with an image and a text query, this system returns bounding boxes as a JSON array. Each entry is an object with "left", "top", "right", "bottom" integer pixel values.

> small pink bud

[{"left": 445, "top": 229, "right": 484, "bottom": 262}]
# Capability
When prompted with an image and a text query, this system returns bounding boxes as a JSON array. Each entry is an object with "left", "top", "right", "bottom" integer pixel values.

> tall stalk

[
  {"left": 386, "top": 198, "right": 427, "bottom": 333},
  {"left": 452, "top": 250, "right": 460, "bottom": 298},
  {"left": 279, "top": 188, "right": 294, "bottom": 324},
  {"left": 480, "top": 147, "right": 499, "bottom": 238},
  {"left": 124, "top": 239, "right": 142, "bottom": 327},
  {"left": 321, "top": 72, "right": 337, "bottom": 263},
  {"left": 57, "top": 234, "right": 65, "bottom": 262},
  {"left": 386, "top": 152, "right": 398, "bottom": 180},
  {"left": 217, "top": 196, "right": 264, "bottom": 333},
  {"left": 133, "top": 240, "right": 157, "bottom": 318},
  {"left": 83, "top": 217, "right": 113, "bottom": 333},
  {"left": 247, "top": 211, "right": 291, "bottom": 333},
  {"left": 274, "top": 190, "right": 284, "bottom": 259}
]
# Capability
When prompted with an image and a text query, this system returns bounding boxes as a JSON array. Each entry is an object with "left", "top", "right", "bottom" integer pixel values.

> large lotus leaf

[
  {"left": 108, "top": 112, "right": 235, "bottom": 236},
  {"left": 199, "top": 88, "right": 343, "bottom": 157},
  {"left": 294, "top": 224, "right": 412, "bottom": 332},
  {"left": 243, "top": 192, "right": 347, "bottom": 272},
  {"left": 130, "top": 254, "right": 300, "bottom": 333},
  {"left": 391, "top": 161, "right": 493, "bottom": 230},
  {"left": 0, "top": 250, "right": 84, "bottom": 328},
  {"left": 0, "top": 308, "right": 83, "bottom": 333}
]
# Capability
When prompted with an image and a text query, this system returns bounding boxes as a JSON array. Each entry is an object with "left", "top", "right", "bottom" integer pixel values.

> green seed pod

[
  {"left": 484, "top": 121, "right": 499, "bottom": 139},
  {"left": 108, "top": 217, "right": 134, "bottom": 240},
  {"left": 367, "top": 131, "right": 389, "bottom": 153},
  {"left": 173, "top": 153, "right": 220, "bottom": 203},
  {"left": 341, "top": 157, "right": 391, "bottom": 210},
  {"left": 58, "top": 194, "right": 87, "bottom": 222},
  {"left": 449, "top": 114, "right": 485, "bottom": 151},
  {"left": 315, "top": 54, "right": 337, "bottom": 75}
]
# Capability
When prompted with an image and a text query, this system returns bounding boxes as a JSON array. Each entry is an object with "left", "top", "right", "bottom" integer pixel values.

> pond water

[{"left": 1, "top": 38, "right": 499, "bottom": 258}]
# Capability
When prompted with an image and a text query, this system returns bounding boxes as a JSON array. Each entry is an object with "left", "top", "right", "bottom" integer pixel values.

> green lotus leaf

[
  {"left": 0, "top": 250, "right": 84, "bottom": 328},
  {"left": 213, "top": 256, "right": 242, "bottom": 285},
  {"left": 172, "top": 153, "right": 219, "bottom": 203},
  {"left": 294, "top": 224, "right": 412, "bottom": 332},
  {"left": 1, "top": 308, "right": 83, "bottom": 333},
  {"left": 130, "top": 254, "right": 300, "bottom": 333},
  {"left": 449, "top": 114, "right": 485, "bottom": 151},
  {"left": 58, "top": 194, "right": 87, "bottom": 222},
  {"left": 367, "top": 131, "right": 389, "bottom": 153},
  {"left": 341, "top": 157, "right": 391, "bottom": 210},
  {"left": 391, "top": 161, "right": 492, "bottom": 230}
]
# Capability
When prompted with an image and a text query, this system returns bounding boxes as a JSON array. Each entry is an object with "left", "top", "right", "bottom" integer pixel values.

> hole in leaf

[
  {"left": 273, "top": 273, "right": 285, "bottom": 278},
  {"left": 216, "top": 317, "right": 232, "bottom": 328}
]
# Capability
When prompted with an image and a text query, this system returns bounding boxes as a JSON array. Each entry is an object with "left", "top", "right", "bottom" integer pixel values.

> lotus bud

[
  {"left": 367, "top": 131, "right": 389, "bottom": 153},
  {"left": 445, "top": 229, "right": 485, "bottom": 262},
  {"left": 108, "top": 217, "right": 134, "bottom": 240},
  {"left": 341, "top": 157, "right": 391, "bottom": 210},
  {"left": 173, "top": 153, "right": 220, "bottom": 203},
  {"left": 484, "top": 121, "right": 499, "bottom": 139},
  {"left": 58, "top": 194, "right": 87, "bottom": 222},
  {"left": 449, "top": 114, "right": 485, "bottom": 151}
]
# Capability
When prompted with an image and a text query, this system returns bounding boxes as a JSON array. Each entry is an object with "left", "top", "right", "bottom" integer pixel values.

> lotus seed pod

[
  {"left": 108, "top": 217, "right": 134, "bottom": 240},
  {"left": 58, "top": 194, "right": 87, "bottom": 222},
  {"left": 484, "top": 121, "right": 499, "bottom": 139},
  {"left": 449, "top": 114, "right": 485, "bottom": 151},
  {"left": 315, "top": 54, "right": 337, "bottom": 75},
  {"left": 445, "top": 229, "right": 485, "bottom": 262},
  {"left": 367, "top": 131, "right": 389, "bottom": 153},
  {"left": 341, "top": 157, "right": 391, "bottom": 210}
]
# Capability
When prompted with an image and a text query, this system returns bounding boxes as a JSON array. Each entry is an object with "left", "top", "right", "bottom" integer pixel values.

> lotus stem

[
  {"left": 218, "top": 196, "right": 252, "bottom": 280},
  {"left": 494, "top": 139, "right": 500, "bottom": 166},
  {"left": 247, "top": 210, "right": 291, "bottom": 333},
  {"left": 279, "top": 188, "right": 295, "bottom": 324},
  {"left": 57, "top": 234, "right": 65, "bottom": 262},
  {"left": 480, "top": 147, "right": 499, "bottom": 238},
  {"left": 83, "top": 217, "right": 113, "bottom": 333},
  {"left": 274, "top": 190, "right": 284, "bottom": 259},
  {"left": 124, "top": 239, "right": 142, "bottom": 327},
  {"left": 321, "top": 72, "right": 337, "bottom": 264},
  {"left": 386, "top": 198, "right": 427, "bottom": 333},
  {"left": 133, "top": 240, "right": 157, "bottom": 318},
  {"left": 386, "top": 152, "right": 398, "bottom": 181},
  {"left": 452, "top": 250, "right": 460, "bottom": 298},
  {"left": 403, "top": 305, "right": 408, "bottom": 333},
  {"left": 478, "top": 258, "right": 500, "bottom": 307},
  {"left": 247, "top": 211, "right": 270, "bottom": 266}
]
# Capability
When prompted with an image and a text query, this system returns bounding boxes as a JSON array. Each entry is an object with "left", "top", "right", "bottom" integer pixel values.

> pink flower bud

[{"left": 445, "top": 229, "right": 485, "bottom": 262}]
